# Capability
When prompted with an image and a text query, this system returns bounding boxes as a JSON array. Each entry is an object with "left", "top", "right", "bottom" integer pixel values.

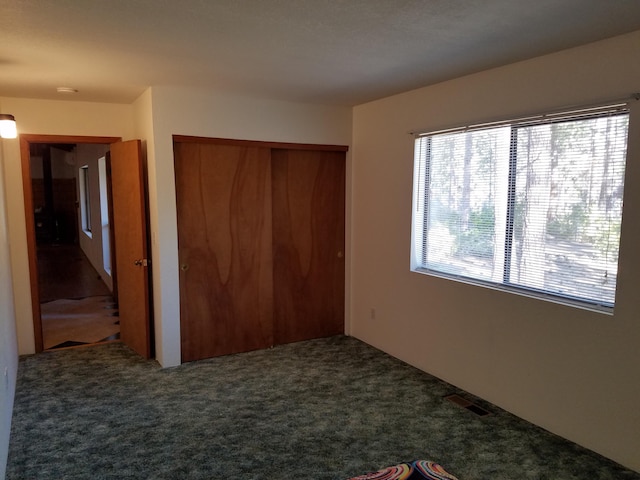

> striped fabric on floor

[{"left": 348, "top": 460, "right": 458, "bottom": 480}]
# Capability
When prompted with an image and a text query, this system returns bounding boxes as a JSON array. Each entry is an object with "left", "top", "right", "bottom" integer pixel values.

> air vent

[{"left": 444, "top": 394, "right": 491, "bottom": 417}]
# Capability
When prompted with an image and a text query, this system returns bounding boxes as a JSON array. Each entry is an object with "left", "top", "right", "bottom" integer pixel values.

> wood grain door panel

[
  {"left": 271, "top": 149, "right": 345, "bottom": 344},
  {"left": 109, "top": 140, "right": 151, "bottom": 358},
  {"left": 175, "top": 143, "right": 273, "bottom": 362}
]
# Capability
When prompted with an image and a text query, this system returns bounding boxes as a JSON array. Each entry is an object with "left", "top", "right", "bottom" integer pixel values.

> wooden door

[
  {"left": 109, "top": 140, "right": 152, "bottom": 358},
  {"left": 174, "top": 143, "right": 273, "bottom": 362},
  {"left": 271, "top": 149, "right": 345, "bottom": 344}
]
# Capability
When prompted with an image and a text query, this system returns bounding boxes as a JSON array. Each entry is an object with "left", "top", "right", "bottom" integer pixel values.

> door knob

[
  {"left": 180, "top": 263, "right": 189, "bottom": 271},
  {"left": 134, "top": 259, "right": 148, "bottom": 267}
]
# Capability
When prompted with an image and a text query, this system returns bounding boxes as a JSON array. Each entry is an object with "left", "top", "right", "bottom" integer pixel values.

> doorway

[
  {"left": 29, "top": 142, "right": 120, "bottom": 349},
  {"left": 26, "top": 141, "right": 118, "bottom": 350},
  {"left": 20, "top": 134, "right": 125, "bottom": 353}
]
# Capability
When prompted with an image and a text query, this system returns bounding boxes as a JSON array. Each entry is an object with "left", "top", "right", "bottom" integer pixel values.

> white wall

[
  {"left": 351, "top": 30, "right": 640, "bottom": 472},
  {"left": 0, "top": 133, "right": 19, "bottom": 480},
  {"left": 0, "top": 97, "right": 135, "bottom": 355},
  {"left": 145, "top": 86, "right": 353, "bottom": 367}
]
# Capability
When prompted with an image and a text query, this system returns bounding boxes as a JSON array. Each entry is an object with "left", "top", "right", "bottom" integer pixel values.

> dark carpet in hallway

[{"left": 7, "top": 336, "right": 640, "bottom": 479}]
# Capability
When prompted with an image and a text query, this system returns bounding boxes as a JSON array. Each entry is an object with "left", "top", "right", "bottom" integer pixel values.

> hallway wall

[
  {"left": 0, "top": 97, "right": 134, "bottom": 355},
  {"left": 0, "top": 127, "right": 19, "bottom": 480},
  {"left": 75, "top": 143, "right": 113, "bottom": 291}
]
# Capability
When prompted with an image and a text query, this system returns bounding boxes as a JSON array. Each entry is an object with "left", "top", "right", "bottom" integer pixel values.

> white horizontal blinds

[
  {"left": 413, "top": 137, "right": 429, "bottom": 265},
  {"left": 414, "top": 102, "right": 629, "bottom": 308},
  {"left": 507, "top": 111, "right": 629, "bottom": 306},
  {"left": 419, "top": 126, "right": 511, "bottom": 281}
]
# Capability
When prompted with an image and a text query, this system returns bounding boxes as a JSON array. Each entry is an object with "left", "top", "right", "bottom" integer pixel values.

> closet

[{"left": 174, "top": 138, "right": 346, "bottom": 362}]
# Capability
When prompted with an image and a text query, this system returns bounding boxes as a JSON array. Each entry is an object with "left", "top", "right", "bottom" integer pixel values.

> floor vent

[{"left": 444, "top": 394, "right": 491, "bottom": 417}]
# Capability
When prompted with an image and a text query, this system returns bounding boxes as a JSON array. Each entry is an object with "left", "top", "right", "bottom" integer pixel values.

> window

[
  {"left": 79, "top": 165, "right": 92, "bottom": 235},
  {"left": 412, "top": 103, "right": 630, "bottom": 311}
]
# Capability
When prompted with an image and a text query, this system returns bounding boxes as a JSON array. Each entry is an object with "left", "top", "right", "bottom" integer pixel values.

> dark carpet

[{"left": 7, "top": 336, "right": 640, "bottom": 479}]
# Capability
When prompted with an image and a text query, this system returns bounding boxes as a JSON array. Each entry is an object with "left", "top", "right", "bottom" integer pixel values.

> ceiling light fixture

[
  {"left": 0, "top": 114, "right": 17, "bottom": 139},
  {"left": 56, "top": 87, "right": 78, "bottom": 94}
]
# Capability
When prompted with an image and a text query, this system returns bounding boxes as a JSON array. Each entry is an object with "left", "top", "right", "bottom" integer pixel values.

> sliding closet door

[
  {"left": 271, "top": 149, "right": 345, "bottom": 344},
  {"left": 174, "top": 143, "right": 273, "bottom": 362}
]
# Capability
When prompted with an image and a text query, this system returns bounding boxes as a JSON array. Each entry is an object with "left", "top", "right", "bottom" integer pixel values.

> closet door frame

[
  {"left": 173, "top": 135, "right": 348, "bottom": 153},
  {"left": 173, "top": 136, "right": 348, "bottom": 362}
]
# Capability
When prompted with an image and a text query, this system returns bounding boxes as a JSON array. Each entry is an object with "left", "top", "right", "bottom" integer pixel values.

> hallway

[{"left": 38, "top": 244, "right": 119, "bottom": 350}]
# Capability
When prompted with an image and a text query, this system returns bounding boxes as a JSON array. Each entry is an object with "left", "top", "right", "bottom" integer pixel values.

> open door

[{"left": 109, "top": 140, "right": 152, "bottom": 358}]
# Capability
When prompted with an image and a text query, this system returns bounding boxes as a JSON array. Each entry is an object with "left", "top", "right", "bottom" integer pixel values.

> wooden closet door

[
  {"left": 271, "top": 149, "right": 345, "bottom": 344},
  {"left": 174, "top": 143, "right": 273, "bottom": 362}
]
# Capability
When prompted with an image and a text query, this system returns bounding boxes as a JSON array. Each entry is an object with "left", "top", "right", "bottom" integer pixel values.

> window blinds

[{"left": 413, "top": 104, "right": 630, "bottom": 309}]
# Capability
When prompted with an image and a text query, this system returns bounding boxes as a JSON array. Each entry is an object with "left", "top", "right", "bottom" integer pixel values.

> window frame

[{"left": 410, "top": 102, "right": 631, "bottom": 314}]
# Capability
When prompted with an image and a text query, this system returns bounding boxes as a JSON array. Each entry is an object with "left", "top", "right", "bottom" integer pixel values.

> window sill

[{"left": 411, "top": 267, "right": 614, "bottom": 316}]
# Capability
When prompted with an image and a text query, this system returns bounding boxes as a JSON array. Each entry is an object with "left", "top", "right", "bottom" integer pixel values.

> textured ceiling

[{"left": 1, "top": 0, "right": 640, "bottom": 106}]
